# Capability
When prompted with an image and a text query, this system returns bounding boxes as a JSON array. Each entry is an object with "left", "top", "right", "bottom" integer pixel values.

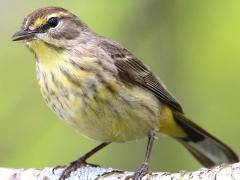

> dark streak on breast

[
  {"left": 42, "top": 71, "right": 49, "bottom": 93},
  {"left": 69, "top": 59, "right": 86, "bottom": 71},
  {"left": 59, "top": 66, "right": 82, "bottom": 87}
]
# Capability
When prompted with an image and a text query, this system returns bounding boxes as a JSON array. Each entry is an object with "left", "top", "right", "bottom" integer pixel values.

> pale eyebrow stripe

[{"left": 24, "top": 11, "right": 71, "bottom": 30}]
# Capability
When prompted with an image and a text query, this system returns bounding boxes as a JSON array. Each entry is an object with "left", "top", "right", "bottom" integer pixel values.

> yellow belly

[
  {"left": 69, "top": 86, "right": 162, "bottom": 142},
  {"left": 37, "top": 64, "right": 161, "bottom": 142}
]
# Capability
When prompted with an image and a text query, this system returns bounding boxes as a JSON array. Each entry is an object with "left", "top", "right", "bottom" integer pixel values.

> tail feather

[{"left": 173, "top": 111, "right": 239, "bottom": 168}]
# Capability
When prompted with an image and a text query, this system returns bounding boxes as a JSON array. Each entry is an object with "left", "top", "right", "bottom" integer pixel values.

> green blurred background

[{"left": 0, "top": 0, "right": 240, "bottom": 173}]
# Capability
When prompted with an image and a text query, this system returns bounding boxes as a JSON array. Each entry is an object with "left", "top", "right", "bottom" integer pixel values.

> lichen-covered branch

[{"left": 1, "top": 162, "right": 240, "bottom": 180}]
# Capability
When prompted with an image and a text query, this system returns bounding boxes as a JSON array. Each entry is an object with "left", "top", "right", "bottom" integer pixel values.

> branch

[{"left": 1, "top": 162, "right": 240, "bottom": 179}]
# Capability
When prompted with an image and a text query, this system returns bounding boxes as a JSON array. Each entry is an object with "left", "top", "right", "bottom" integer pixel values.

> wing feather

[{"left": 98, "top": 39, "right": 183, "bottom": 113}]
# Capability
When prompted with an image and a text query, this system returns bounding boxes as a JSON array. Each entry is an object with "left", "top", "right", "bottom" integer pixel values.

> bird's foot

[
  {"left": 53, "top": 158, "right": 99, "bottom": 180},
  {"left": 126, "top": 162, "right": 149, "bottom": 180}
]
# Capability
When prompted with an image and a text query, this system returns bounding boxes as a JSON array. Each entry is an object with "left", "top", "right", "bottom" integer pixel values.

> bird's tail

[{"left": 169, "top": 110, "right": 239, "bottom": 167}]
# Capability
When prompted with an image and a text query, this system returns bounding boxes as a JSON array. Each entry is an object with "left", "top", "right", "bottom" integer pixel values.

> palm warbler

[{"left": 12, "top": 7, "right": 239, "bottom": 180}]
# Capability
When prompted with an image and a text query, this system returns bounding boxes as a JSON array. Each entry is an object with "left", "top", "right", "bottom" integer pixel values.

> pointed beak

[{"left": 11, "top": 29, "right": 36, "bottom": 41}]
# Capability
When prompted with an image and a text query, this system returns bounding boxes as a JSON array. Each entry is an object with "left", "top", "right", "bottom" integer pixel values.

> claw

[
  {"left": 126, "top": 163, "right": 149, "bottom": 180},
  {"left": 52, "top": 165, "right": 66, "bottom": 174},
  {"left": 58, "top": 158, "right": 100, "bottom": 180},
  {"left": 85, "top": 162, "right": 100, "bottom": 167},
  {"left": 58, "top": 159, "right": 86, "bottom": 180},
  {"left": 55, "top": 142, "right": 109, "bottom": 179}
]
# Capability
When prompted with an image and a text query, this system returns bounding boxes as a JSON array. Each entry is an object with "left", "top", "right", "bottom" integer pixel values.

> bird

[{"left": 12, "top": 6, "right": 239, "bottom": 180}]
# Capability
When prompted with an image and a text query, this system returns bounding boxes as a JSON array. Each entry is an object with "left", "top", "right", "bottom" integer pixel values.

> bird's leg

[
  {"left": 55, "top": 142, "right": 110, "bottom": 180},
  {"left": 127, "top": 131, "right": 156, "bottom": 180}
]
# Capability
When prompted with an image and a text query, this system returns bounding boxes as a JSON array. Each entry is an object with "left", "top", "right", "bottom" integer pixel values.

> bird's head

[{"left": 12, "top": 7, "right": 89, "bottom": 49}]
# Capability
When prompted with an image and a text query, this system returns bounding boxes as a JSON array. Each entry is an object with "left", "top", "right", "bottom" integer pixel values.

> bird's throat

[{"left": 27, "top": 40, "right": 66, "bottom": 68}]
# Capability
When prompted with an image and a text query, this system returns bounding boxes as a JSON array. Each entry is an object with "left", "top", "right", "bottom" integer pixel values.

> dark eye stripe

[
  {"left": 35, "top": 17, "right": 59, "bottom": 33},
  {"left": 36, "top": 23, "right": 50, "bottom": 33}
]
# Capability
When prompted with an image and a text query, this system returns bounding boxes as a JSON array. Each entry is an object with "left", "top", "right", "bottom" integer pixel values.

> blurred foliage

[{"left": 0, "top": 0, "right": 240, "bottom": 173}]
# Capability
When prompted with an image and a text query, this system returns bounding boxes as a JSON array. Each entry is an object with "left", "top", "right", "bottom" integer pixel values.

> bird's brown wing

[{"left": 98, "top": 39, "right": 183, "bottom": 113}]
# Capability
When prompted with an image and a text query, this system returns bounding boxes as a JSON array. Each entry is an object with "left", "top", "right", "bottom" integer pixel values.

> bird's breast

[{"left": 36, "top": 58, "right": 162, "bottom": 142}]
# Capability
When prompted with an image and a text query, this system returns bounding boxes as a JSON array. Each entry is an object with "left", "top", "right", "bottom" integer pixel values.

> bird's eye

[{"left": 47, "top": 17, "right": 59, "bottom": 28}]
